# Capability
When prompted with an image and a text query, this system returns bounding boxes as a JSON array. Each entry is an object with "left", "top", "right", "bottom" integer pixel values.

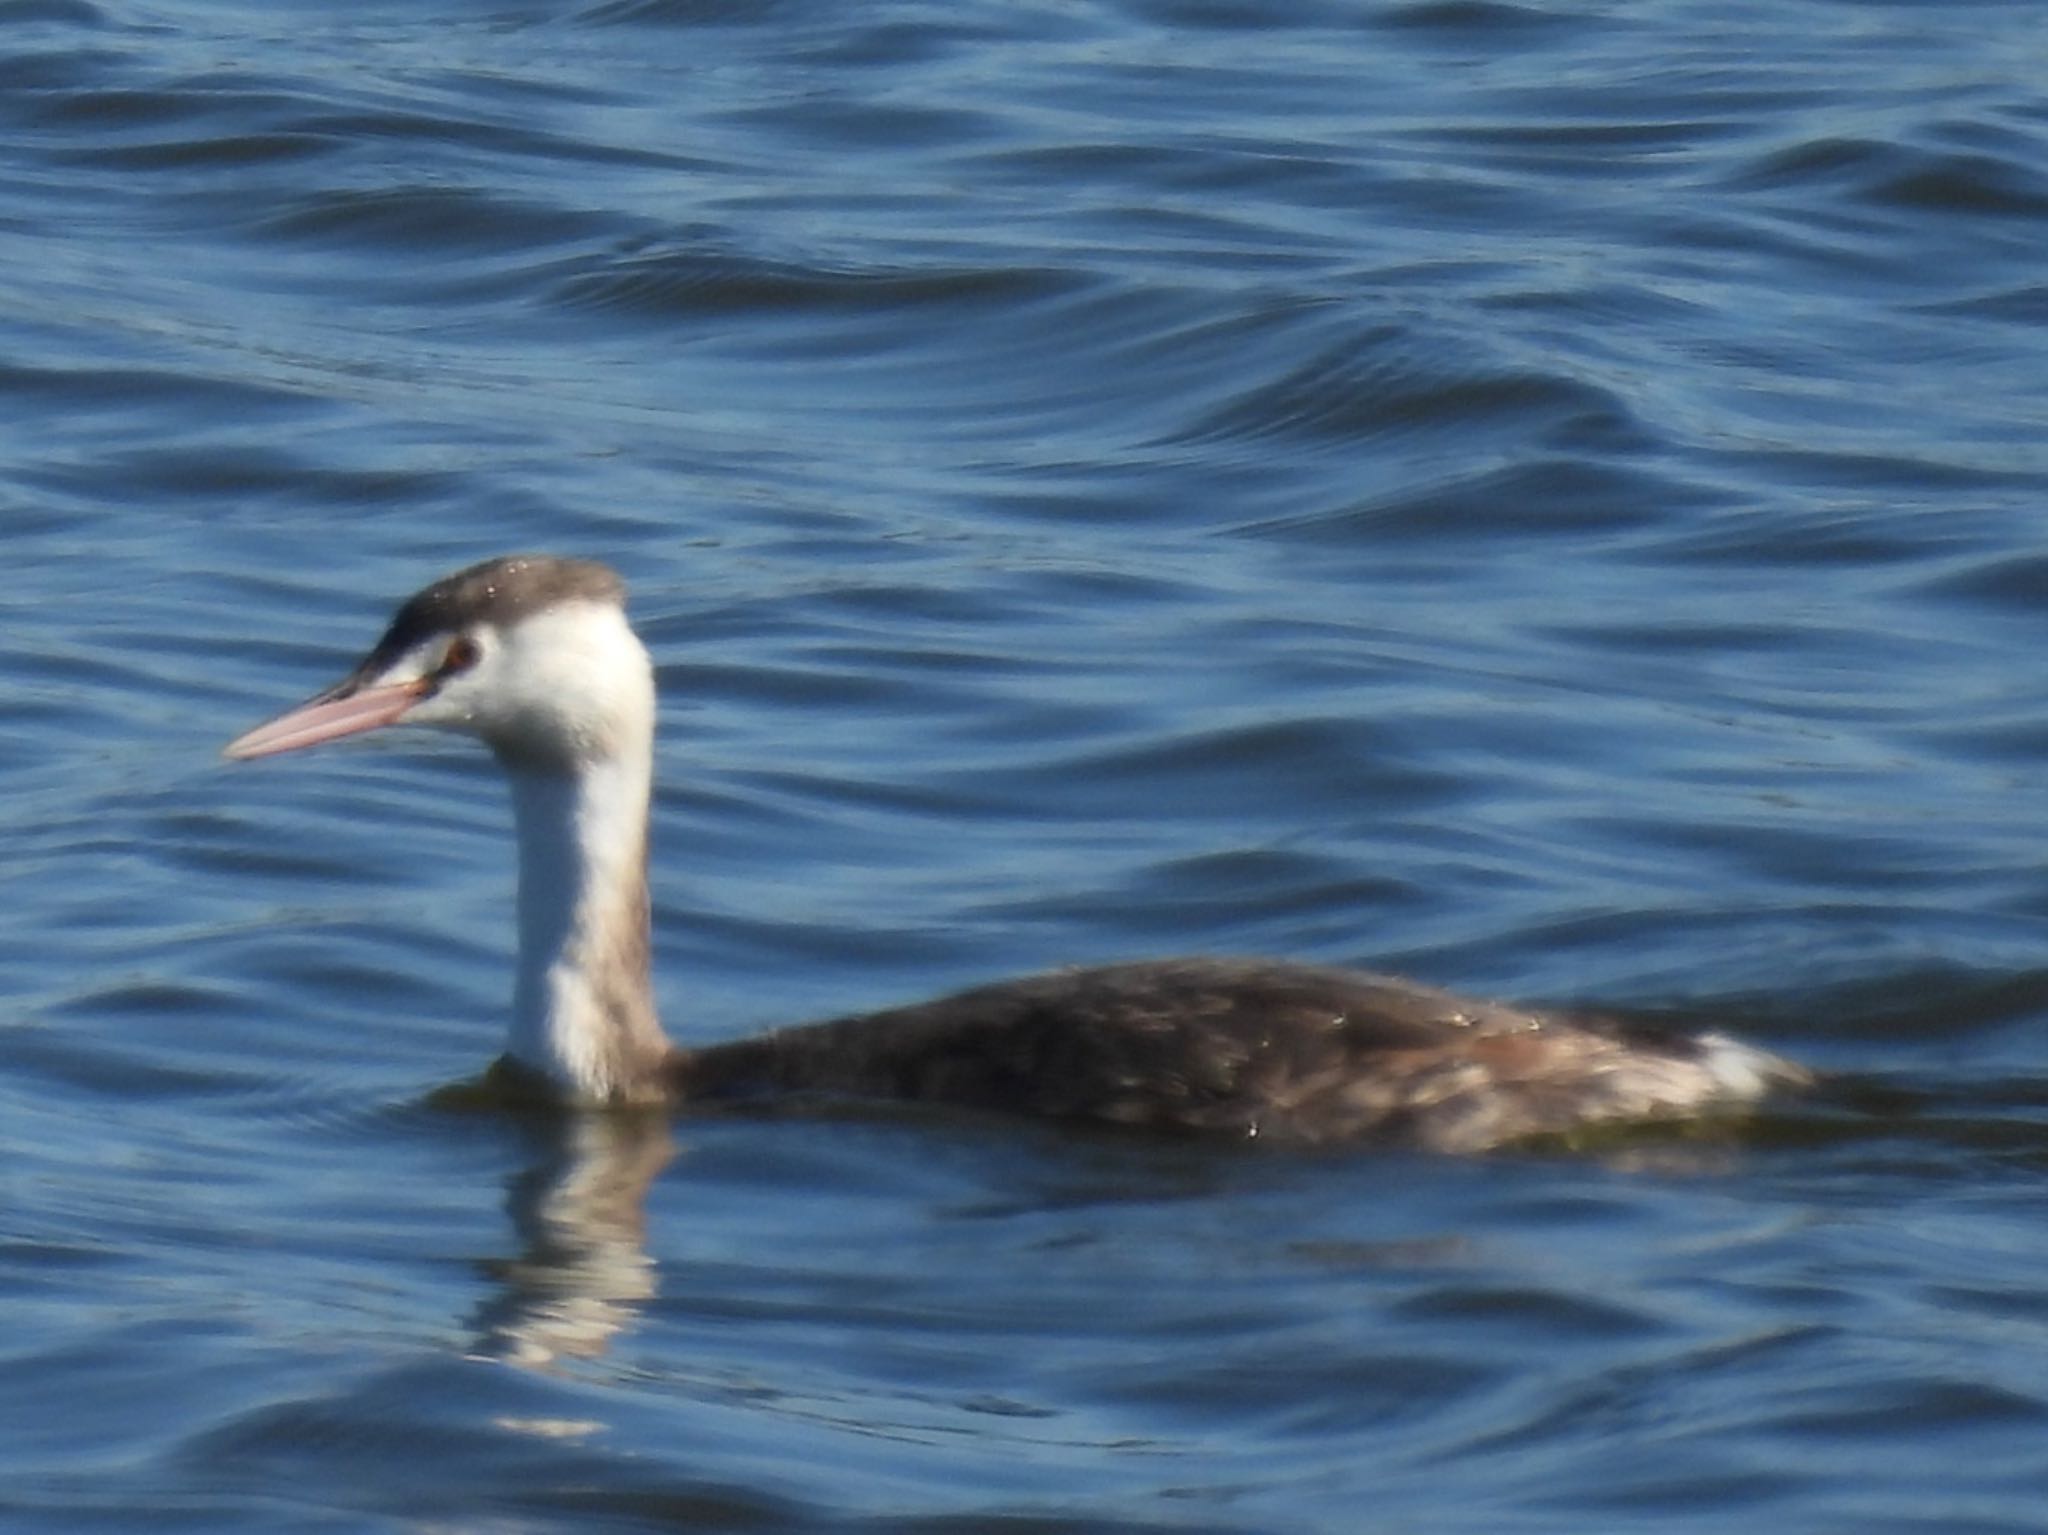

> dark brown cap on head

[{"left": 353, "top": 555, "right": 625, "bottom": 677}]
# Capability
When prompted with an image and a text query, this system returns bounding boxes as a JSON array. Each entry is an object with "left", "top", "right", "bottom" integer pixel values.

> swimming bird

[{"left": 224, "top": 555, "right": 1807, "bottom": 1150}]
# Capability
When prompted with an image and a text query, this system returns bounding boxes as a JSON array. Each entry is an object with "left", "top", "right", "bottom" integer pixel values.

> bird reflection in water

[{"left": 469, "top": 1109, "right": 675, "bottom": 1369}]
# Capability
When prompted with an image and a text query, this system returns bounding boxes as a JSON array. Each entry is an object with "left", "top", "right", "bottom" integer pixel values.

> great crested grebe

[{"left": 225, "top": 555, "right": 1808, "bottom": 1150}]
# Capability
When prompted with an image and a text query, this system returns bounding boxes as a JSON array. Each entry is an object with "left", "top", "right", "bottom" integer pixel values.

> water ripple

[
  {"left": 552, "top": 244, "right": 1077, "bottom": 324},
  {"left": 3, "top": 0, "right": 2048, "bottom": 1530}
]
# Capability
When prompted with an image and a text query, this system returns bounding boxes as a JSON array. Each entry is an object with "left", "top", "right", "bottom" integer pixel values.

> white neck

[{"left": 505, "top": 750, "right": 669, "bottom": 1101}]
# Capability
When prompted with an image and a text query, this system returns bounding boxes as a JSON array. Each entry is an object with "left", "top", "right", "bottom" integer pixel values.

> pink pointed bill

[{"left": 223, "top": 679, "right": 429, "bottom": 761}]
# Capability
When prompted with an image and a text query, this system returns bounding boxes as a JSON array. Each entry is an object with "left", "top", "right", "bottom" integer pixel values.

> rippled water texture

[{"left": 4, "top": 0, "right": 2048, "bottom": 1529}]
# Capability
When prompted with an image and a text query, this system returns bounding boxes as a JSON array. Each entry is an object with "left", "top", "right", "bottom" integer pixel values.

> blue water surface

[{"left": 4, "top": 0, "right": 2048, "bottom": 1529}]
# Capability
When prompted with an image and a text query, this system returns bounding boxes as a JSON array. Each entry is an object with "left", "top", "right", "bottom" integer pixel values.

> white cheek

[{"left": 479, "top": 605, "right": 653, "bottom": 761}]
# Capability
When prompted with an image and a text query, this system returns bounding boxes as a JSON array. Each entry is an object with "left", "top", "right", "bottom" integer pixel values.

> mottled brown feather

[{"left": 664, "top": 958, "right": 1806, "bottom": 1150}]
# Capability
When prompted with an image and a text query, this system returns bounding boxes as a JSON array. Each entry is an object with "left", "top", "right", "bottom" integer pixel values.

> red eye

[{"left": 442, "top": 635, "right": 481, "bottom": 675}]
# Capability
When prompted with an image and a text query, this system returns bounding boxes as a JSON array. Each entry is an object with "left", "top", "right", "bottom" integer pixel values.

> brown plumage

[
  {"left": 226, "top": 555, "right": 1809, "bottom": 1151},
  {"left": 674, "top": 958, "right": 1802, "bottom": 1150}
]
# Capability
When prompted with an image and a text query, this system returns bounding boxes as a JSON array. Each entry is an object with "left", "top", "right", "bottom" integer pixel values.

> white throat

[
  {"left": 468, "top": 601, "right": 669, "bottom": 1102},
  {"left": 506, "top": 754, "right": 667, "bottom": 1100}
]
